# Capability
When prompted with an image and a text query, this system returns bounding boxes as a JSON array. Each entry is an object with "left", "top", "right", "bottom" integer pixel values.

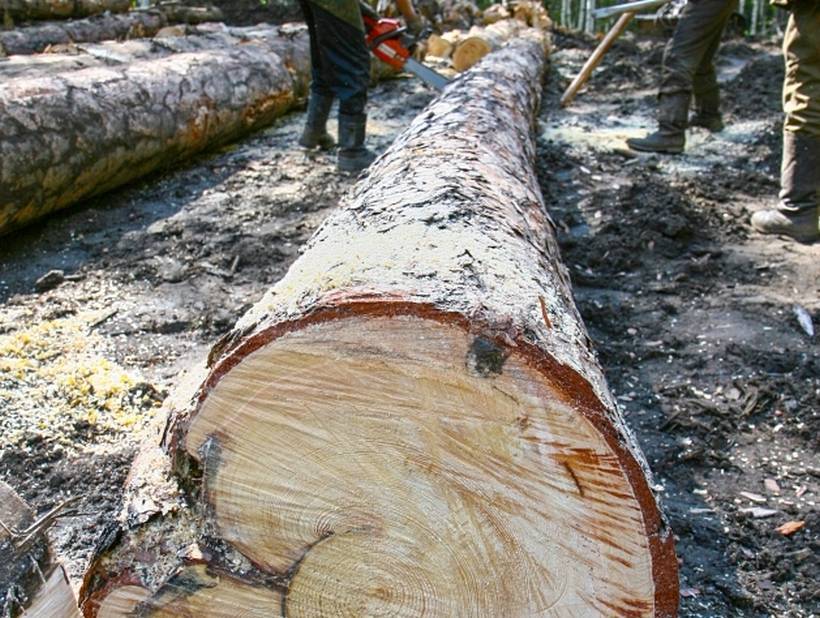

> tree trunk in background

[
  {"left": 1, "top": 0, "right": 130, "bottom": 22},
  {"left": 0, "top": 27, "right": 309, "bottom": 236},
  {"left": 79, "top": 34, "right": 679, "bottom": 618}
]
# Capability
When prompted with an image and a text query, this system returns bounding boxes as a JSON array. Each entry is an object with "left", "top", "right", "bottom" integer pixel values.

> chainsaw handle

[
  {"left": 359, "top": 1, "right": 379, "bottom": 21},
  {"left": 369, "top": 25, "right": 408, "bottom": 50}
]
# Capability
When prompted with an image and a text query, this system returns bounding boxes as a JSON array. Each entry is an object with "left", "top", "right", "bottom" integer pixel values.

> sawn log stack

[{"left": 77, "top": 33, "right": 679, "bottom": 617}]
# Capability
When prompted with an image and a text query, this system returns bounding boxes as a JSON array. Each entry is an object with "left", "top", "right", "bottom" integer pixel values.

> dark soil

[
  {"left": 542, "top": 29, "right": 818, "bottom": 617},
  {"left": 1, "top": 25, "right": 817, "bottom": 618}
]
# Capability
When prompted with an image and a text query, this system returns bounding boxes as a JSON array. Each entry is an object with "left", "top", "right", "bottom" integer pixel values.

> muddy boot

[
  {"left": 626, "top": 93, "right": 689, "bottom": 154},
  {"left": 299, "top": 93, "right": 335, "bottom": 150},
  {"left": 751, "top": 132, "right": 819, "bottom": 243},
  {"left": 337, "top": 113, "right": 376, "bottom": 173},
  {"left": 690, "top": 90, "right": 724, "bottom": 132}
]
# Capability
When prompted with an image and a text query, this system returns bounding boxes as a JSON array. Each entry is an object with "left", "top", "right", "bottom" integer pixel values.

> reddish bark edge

[{"left": 191, "top": 294, "right": 680, "bottom": 616}]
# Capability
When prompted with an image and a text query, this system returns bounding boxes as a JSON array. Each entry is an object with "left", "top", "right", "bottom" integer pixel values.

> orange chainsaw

[{"left": 360, "top": 2, "right": 450, "bottom": 91}]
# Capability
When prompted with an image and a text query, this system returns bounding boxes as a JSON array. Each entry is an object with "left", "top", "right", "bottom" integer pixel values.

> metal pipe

[{"left": 593, "top": 0, "right": 670, "bottom": 19}]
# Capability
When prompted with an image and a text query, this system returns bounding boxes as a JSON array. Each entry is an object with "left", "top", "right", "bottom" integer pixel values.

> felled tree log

[
  {"left": 0, "top": 25, "right": 311, "bottom": 235},
  {"left": 0, "top": 481, "right": 79, "bottom": 618},
  {"left": 0, "top": 23, "right": 310, "bottom": 81},
  {"left": 79, "top": 34, "right": 679, "bottom": 617},
  {"left": 0, "top": 10, "right": 166, "bottom": 56},
  {"left": 1, "top": 0, "right": 131, "bottom": 22}
]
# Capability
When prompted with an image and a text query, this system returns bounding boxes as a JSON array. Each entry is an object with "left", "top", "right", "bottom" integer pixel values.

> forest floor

[{"left": 0, "top": 25, "right": 817, "bottom": 618}]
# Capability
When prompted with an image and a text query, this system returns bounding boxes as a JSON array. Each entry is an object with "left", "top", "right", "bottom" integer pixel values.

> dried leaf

[
  {"left": 795, "top": 485, "right": 807, "bottom": 498},
  {"left": 740, "top": 491, "right": 767, "bottom": 504},
  {"left": 764, "top": 478, "right": 780, "bottom": 494},
  {"left": 775, "top": 520, "right": 805, "bottom": 536}
]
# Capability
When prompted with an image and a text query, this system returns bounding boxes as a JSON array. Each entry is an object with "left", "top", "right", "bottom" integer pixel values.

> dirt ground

[{"left": 0, "top": 24, "right": 817, "bottom": 618}]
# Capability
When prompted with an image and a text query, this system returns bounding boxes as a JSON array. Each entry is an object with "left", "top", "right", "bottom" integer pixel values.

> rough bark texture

[
  {"left": 0, "top": 10, "right": 166, "bottom": 56},
  {"left": 1, "top": 0, "right": 130, "bottom": 22},
  {"left": 0, "top": 23, "right": 310, "bottom": 80},
  {"left": 79, "top": 34, "right": 679, "bottom": 617},
  {"left": 0, "top": 24, "right": 311, "bottom": 236},
  {"left": 0, "top": 3, "right": 225, "bottom": 57}
]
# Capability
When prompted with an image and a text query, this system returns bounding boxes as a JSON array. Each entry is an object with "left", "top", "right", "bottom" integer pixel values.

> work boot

[
  {"left": 337, "top": 113, "right": 376, "bottom": 172},
  {"left": 690, "top": 87, "right": 724, "bottom": 132},
  {"left": 299, "top": 93, "right": 335, "bottom": 150},
  {"left": 627, "top": 93, "right": 689, "bottom": 154},
  {"left": 751, "top": 131, "right": 819, "bottom": 243}
]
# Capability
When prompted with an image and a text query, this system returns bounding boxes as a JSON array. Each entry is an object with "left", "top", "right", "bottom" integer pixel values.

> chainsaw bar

[{"left": 402, "top": 57, "right": 451, "bottom": 91}]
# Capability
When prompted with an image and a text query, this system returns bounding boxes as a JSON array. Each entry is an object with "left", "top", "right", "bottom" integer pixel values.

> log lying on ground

[
  {"left": 79, "top": 34, "right": 679, "bottom": 617},
  {"left": 0, "top": 4, "right": 225, "bottom": 57},
  {"left": 0, "top": 24, "right": 310, "bottom": 235},
  {"left": 0, "top": 10, "right": 166, "bottom": 56},
  {"left": 0, "top": 481, "right": 79, "bottom": 618},
  {"left": 0, "top": 23, "right": 310, "bottom": 81},
  {"left": 1, "top": 0, "right": 130, "bottom": 22}
]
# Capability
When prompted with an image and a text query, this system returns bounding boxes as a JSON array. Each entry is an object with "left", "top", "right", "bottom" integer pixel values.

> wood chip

[
  {"left": 775, "top": 520, "right": 805, "bottom": 536},
  {"left": 740, "top": 491, "right": 767, "bottom": 504},
  {"left": 764, "top": 478, "right": 780, "bottom": 494},
  {"left": 741, "top": 507, "right": 778, "bottom": 519}
]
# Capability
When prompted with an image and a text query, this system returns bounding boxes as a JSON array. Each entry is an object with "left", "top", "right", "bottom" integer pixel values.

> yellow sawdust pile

[{"left": 0, "top": 309, "right": 162, "bottom": 448}]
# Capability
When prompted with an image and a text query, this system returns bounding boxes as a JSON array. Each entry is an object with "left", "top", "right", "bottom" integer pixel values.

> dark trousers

[
  {"left": 659, "top": 0, "right": 736, "bottom": 104},
  {"left": 298, "top": 0, "right": 370, "bottom": 116}
]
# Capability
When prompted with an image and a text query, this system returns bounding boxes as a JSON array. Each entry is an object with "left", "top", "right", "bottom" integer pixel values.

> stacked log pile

[
  {"left": 76, "top": 31, "right": 679, "bottom": 617},
  {"left": 425, "top": 0, "right": 552, "bottom": 72}
]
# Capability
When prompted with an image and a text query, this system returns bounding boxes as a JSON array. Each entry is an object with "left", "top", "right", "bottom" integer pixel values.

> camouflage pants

[{"left": 783, "top": 1, "right": 820, "bottom": 138}]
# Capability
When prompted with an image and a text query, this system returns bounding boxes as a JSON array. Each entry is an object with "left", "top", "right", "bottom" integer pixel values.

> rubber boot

[
  {"left": 751, "top": 131, "right": 819, "bottom": 243},
  {"left": 299, "top": 93, "right": 335, "bottom": 150},
  {"left": 627, "top": 93, "right": 689, "bottom": 154},
  {"left": 690, "top": 87, "right": 724, "bottom": 132},
  {"left": 337, "top": 113, "right": 376, "bottom": 173}
]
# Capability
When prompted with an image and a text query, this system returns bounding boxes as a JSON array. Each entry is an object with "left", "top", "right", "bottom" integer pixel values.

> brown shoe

[{"left": 751, "top": 208, "right": 819, "bottom": 243}]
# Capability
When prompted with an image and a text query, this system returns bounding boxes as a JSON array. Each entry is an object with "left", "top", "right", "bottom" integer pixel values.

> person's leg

[
  {"left": 628, "top": 0, "right": 735, "bottom": 153},
  {"left": 309, "top": 2, "right": 375, "bottom": 171},
  {"left": 297, "top": 0, "right": 335, "bottom": 150},
  {"left": 752, "top": 5, "right": 820, "bottom": 242},
  {"left": 690, "top": 14, "right": 730, "bottom": 131}
]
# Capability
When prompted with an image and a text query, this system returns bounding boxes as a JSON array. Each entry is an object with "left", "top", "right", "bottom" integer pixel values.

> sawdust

[{"left": 0, "top": 306, "right": 162, "bottom": 450}]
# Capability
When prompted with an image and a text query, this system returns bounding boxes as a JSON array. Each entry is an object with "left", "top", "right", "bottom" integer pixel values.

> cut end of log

[
  {"left": 119, "top": 311, "right": 669, "bottom": 616},
  {"left": 451, "top": 36, "right": 492, "bottom": 72}
]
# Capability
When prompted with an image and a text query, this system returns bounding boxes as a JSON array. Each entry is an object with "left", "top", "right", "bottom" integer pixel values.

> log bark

[
  {"left": 0, "top": 10, "right": 166, "bottom": 56},
  {"left": 0, "top": 24, "right": 311, "bottom": 236},
  {"left": 79, "top": 34, "right": 679, "bottom": 617},
  {"left": 1, "top": 0, "right": 130, "bottom": 22},
  {"left": 0, "top": 23, "right": 310, "bottom": 81}
]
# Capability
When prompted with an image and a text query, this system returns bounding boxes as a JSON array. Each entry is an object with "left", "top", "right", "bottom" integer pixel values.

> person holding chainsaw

[
  {"left": 626, "top": 0, "right": 737, "bottom": 154},
  {"left": 297, "top": 0, "right": 423, "bottom": 172},
  {"left": 750, "top": 0, "right": 819, "bottom": 242}
]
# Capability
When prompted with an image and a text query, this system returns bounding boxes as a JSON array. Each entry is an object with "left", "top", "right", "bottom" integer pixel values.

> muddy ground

[{"left": 0, "top": 24, "right": 817, "bottom": 618}]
